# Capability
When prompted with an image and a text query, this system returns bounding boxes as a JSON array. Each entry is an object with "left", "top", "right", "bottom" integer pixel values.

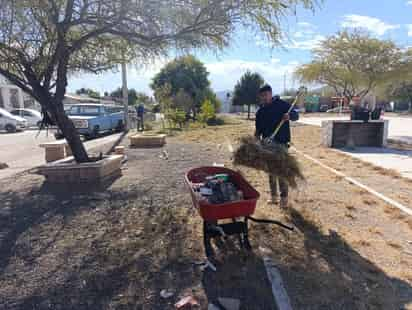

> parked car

[
  {"left": 55, "top": 104, "right": 125, "bottom": 139},
  {"left": 10, "top": 108, "right": 42, "bottom": 128},
  {"left": 0, "top": 107, "right": 27, "bottom": 133}
]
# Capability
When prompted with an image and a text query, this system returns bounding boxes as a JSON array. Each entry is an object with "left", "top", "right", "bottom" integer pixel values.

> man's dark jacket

[{"left": 255, "top": 97, "right": 299, "bottom": 144}]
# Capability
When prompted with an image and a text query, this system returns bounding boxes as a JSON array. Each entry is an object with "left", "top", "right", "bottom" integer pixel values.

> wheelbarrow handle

[{"left": 247, "top": 216, "right": 294, "bottom": 231}]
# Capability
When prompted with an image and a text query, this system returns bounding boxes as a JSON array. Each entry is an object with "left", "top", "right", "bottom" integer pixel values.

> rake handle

[{"left": 269, "top": 91, "right": 304, "bottom": 142}]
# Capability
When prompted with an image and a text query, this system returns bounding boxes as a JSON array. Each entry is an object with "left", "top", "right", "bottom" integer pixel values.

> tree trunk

[
  {"left": 50, "top": 100, "right": 90, "bottom": 163},
  {"left": 247, "top": 104, "right": 251, "bottom": 120}
]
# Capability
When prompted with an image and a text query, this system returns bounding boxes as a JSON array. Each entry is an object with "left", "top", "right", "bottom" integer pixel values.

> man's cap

[{"left": 259, "top": 84, "right": 272, "bottom": 93}]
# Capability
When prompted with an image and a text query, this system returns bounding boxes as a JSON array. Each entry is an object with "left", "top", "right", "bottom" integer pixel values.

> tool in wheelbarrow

[{"left": 185, "top": 166, "right": 294, "bottom": 258}]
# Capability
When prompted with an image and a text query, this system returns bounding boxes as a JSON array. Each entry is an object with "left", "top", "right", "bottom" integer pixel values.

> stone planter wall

[
  {"left": 322, "top": 120, "right": 388, "bottom": 148},
  {"left": 129, "top": 134, "right": 166, "bottom": 148},
  {"left": 37, "top": 155, "right": 123, "bottom": 183}
]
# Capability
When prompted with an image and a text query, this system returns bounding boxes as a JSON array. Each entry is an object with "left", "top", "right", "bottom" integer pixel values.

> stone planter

[
  {"left": 129, "top": 134, "right": 166, "bottom": 148},
  {"left": 322, "top": 120, "right": 389, "bottom": 148},
  {"left": 37, "top": 154, "right": 123, "bottom": 183}
]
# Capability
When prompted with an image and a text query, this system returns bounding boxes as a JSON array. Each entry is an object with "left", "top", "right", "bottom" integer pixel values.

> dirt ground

[{"left": 0, "top": 117, "right": 411, "bottom": 309}]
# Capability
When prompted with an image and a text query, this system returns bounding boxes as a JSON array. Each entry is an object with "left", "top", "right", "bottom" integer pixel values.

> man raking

[{"left": 255, "top": 85, "right": 299, "bottom": 209}]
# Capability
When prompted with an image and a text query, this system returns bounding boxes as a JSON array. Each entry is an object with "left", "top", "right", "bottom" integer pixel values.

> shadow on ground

[{"left": 278, "top": 208, "right": 412, "bottom": 309}]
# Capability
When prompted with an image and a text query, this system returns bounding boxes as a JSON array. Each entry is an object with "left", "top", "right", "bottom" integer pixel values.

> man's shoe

[
  {"left": 280, "top": 197, "right": 288, "bottom": 209},
  {"left": 267, "top": 196, "right": 279, "bottom": 205}
]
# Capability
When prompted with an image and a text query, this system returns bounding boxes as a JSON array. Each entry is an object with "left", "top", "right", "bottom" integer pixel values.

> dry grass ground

[{"left": 0, "top": 117, "right": 411, "bottom": 309}]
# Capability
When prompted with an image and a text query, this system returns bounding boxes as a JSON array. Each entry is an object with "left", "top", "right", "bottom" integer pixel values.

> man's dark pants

[
  {"left": 268, "top": 142, "right": 289, "bottom": 198},
  {"left": 137, "top": 115, "right": 144, "bottom": 131}
]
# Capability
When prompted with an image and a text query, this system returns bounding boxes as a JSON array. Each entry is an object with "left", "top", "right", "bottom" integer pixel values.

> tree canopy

[
  {"left": 0, "top": 0, "right": 319, "bottom": 162},
  {"left": 295, "top": 30, "right": 412, "bottom": 102},
  {"left": 76, "top": 88, "right": 100, "bottom": 99},
  {"left": 232, "top": 71, "right": 265, "bottom": 119},
  {"left": 110, "top": 88, "right": 153, "bottom": 106},
  {"left": 151, "top": 55, "right": 211, "bottom": 112}
]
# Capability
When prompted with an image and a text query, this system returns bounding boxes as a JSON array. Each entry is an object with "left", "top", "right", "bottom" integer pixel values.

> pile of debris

[{"left": 233, "top": 136, "right": 304, "bottom": 188}]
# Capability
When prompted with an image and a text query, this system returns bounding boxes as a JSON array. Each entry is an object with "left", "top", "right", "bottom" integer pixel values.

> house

[
  {"left": 63, "top": 94, "right": 119, "bottom": 107},
  {"left": 0, "top": 74, "right": 40, "bottom": 111},
  {"left": 215, "top": 90, "right": 248, "bottom": 113}
]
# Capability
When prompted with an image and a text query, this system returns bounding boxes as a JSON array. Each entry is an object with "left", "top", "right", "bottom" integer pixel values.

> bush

[
  {"left": 199, "top": 99, "right": 216, "bottom": 125},
  {"left": 166, "top": 109, "right": 186, "bottom": 128}
]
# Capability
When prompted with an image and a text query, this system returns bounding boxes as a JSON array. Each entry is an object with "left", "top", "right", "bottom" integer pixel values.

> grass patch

[
  {"left": 363, "top": 199, "right": 377, "bottom": 206},
  {"left": 368, "top": 227, "right": 382, "bottom": 235},
  {"left": 345, "top": 212, "right": 356, "bottom": 220},
  {"left": 345, "top": 205, "right": 356, "bottom": 211},
  {"left": 386, "top": 240, "right": 403, "bottom": 249}
]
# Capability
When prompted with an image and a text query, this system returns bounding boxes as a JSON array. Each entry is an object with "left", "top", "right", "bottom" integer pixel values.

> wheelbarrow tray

[{"left": 185, "top": 166, "right": 260, "bottom": 221}]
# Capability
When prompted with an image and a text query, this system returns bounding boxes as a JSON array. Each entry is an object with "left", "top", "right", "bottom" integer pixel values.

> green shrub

[
  {"left": 199, "top": 99, "right": 216, "bottom": 125},
  {"left": 166, "top": 109, "right": 186, "bottom": 128}
]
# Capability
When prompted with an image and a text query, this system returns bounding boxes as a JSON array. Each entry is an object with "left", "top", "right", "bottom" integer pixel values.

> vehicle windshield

[
  {"left": 68, "top": 106, "right": 101, "bottom": 116},
  {"left": 0, "top": 108, "right": 19, "bottom": 119}
]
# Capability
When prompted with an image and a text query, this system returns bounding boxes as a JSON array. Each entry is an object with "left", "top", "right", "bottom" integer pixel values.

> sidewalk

[
  {"left": 299, "top": 115, "right": 412, "bottom": 180},
  {"left": 299, "top": 115, "right": 412, "bottom": 144},
  {"left": 0, "top": 133, "right": 123, "bottom": 180},
  {"left": 339, "top": 147, "right": 412, "bottom": 180}
]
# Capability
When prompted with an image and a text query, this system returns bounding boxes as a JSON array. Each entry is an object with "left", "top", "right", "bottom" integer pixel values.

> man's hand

[{"left": 282, "top": 113, "right": 290, "bottom": 121}]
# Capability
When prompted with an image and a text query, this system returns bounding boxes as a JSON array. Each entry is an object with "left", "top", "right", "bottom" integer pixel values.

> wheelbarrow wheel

[
  {"left": 203, "top": 221, "right": 214, "bottom": 257},
  {"left": 243, "top": 217, "right": 252, "bottom": 251}
]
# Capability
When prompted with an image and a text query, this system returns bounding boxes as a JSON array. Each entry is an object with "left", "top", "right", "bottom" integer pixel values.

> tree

[
  {"left": 295, "top": 30, "right": 411, "bottom": 105},
  {"left": 232, "top": 71, "right": 264, "bottom": 119},
  {"left": 76, "top": 88, "right": 100, "bottom": 99},
  {"left": 151, "top": 55, "right": 210, "bottom": 116},
  {"left": 387, "top": 81, "right": 412, "bottom": 112},
  {"left": 0, "top": 0, "right": 318, "bottom": 163},
  {"left": 135, "top": 92, "right": 155, "bottom": 107},
  {"left": 199, "top": 99, "right": 216, "bottom": 125},
  {"left": 173, "top": 89, "right": 195, "bottom": 114},
  {"left": 110, "top": 87, "right": 138, "bottom": 106}
]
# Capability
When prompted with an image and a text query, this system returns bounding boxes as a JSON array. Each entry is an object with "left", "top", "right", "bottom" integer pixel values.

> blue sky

[{"left": 68, "top": 0, "right": 412, "bottom": 96}]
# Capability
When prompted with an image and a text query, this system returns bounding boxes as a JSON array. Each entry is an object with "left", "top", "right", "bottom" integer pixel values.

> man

[
  {"left": 255, "top": 85, "right": 299, "bottom": 209},
  {"left": 136, "top": 103, "right": 144, "bottom": 131}
]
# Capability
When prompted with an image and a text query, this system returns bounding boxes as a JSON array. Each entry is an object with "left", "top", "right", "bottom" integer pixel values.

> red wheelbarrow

[{"left": 185, "top": 166, "right": 293, "bottom": 257}]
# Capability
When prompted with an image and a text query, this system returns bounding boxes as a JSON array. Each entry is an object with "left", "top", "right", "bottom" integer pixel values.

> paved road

[
  {"left": 0, "top": 130, "right": 55, "bottom": 177},
  {"left": 299, "top": 115, "right": 412, "bottom": 179},
  {"left": 0, "top": 130, "right": 123, "bottom": 180}
]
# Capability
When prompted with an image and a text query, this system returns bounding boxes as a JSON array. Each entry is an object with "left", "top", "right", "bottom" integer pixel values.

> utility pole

[{"left": 121, "top": 62, "right": 129, "bottom": 131}]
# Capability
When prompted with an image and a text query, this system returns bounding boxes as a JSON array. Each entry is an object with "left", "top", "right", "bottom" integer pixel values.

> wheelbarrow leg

[
  {"left": 232, "top": 218, "right": 244, "bottom": 248},
  {"left": 203, "top": 221, "right": 213, "bottom": 257},
  {"left": 243, "top": 217, "right": 252, "bottom": 250}
]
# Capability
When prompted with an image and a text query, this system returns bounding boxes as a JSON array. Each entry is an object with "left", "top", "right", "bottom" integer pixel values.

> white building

[{"left": 0, "top": 75, "right": 40, "bottom": 111}]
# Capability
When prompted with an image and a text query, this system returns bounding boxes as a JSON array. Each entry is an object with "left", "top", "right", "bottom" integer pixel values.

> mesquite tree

[
  {"left": 0, "top": 0, "right": 318, "bottom": 163},
  {"left": 295, "top": 30, "right": 412, "bottom": 104}
]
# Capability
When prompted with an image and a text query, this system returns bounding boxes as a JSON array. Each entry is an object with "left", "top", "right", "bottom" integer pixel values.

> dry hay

[{"left": 233, "top": 136, "right": 305, "bottom": 188}]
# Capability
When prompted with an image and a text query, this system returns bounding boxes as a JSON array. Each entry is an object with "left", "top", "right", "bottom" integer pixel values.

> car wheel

[
  {"left": 92, "top": 125, "right": 100, "bottom": 138},
  {"left": 116, "top": 120, "right": 124, "bottom": 132},
  {"left": 5, "top": 124, "right": 16, "bottom": 133}
]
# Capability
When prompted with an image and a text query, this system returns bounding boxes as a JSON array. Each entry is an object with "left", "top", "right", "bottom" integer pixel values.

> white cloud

[
  {"left": 206, "top": 59, "right": 300, "bottom": 92},
  {"left": 284, "top": 34, "right": 325, "bottom": 50},
  {"left": 341, "top": 14, "right": 400, "bottom": 36},
  {"left": 68, "top": 58, "right": 300, "bottom": 95},
  {"left": 407, "top": 24, "right": 412, "bottom": 37},
  {"left": 407, "top": 1, "right": 412, "bottom": 5},
  {"left": 284, "top": 22, "right": 324, "bottom": 50},
  {"left": 256, "top": 22, "right": 324, "bottom": 50}
]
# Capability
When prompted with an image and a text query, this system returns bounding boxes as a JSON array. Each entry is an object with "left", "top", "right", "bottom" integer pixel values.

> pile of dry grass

[{"left": 233, "top": 136, "right": 304, "bottom": 187}]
